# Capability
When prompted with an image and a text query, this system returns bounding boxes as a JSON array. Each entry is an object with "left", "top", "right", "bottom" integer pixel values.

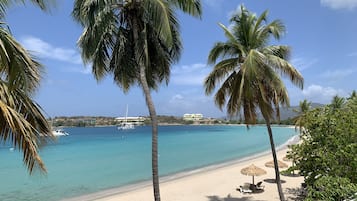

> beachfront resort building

[
  {"left": 115, "top": 116, "right": 146, "bottom": 125},
  {"left": 183, "top": 113, "right": 204, "bottom": 121}
]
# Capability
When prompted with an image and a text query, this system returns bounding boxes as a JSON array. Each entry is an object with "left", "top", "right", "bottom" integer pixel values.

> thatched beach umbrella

[
  {"left": 241, "top": 164, "right": 267, "bottom": 184},
  {"left": 265, "top": 160, "right": 288, "bottom": 168}
]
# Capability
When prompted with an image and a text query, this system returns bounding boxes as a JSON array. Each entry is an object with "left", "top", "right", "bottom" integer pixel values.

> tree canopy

[{"left": 287, "top": 94, "right": 357, "bottom": 200}]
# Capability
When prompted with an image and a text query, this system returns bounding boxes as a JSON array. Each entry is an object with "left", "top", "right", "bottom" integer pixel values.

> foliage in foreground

[
  {"left": 0, "top": 0, "right": 55, "bottom": 174},
  {"left": 287, "top": 95, "right": 357, "bottom": 200}
]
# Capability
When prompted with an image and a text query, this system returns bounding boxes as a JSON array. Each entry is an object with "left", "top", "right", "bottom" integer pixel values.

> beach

[{"left": 65, "top": 136, "right": 303, "bottom": 201}]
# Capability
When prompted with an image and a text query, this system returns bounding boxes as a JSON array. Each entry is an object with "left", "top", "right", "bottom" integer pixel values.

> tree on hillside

[
  {"left": 329, "top": 95, "right": 345, "bottom": 111},
  {"left": 0, "top": 0, "right": 55, "bottom": 174},
  {"left": 204, "top": 5, "right": 303, "bottom": 201},
  {"left": 293, "top": 99, "right": 311, "bottom": 132},
  {"left": 72, "top": 1, "right": 201, "bottom": 200}
]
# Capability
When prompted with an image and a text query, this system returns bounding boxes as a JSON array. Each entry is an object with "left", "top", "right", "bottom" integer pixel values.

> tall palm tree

[
  {"left": 72, "top": 1, "right": 201, "bottom": 200},
  {"left": 204, "top": 5, "right": 303, "bottom": 201},
  {"left": 293, "top": 99, "right": 311, "bottom": 132},
  {"left": 0, "top": 0, "right": 55, "bottom": 174}
]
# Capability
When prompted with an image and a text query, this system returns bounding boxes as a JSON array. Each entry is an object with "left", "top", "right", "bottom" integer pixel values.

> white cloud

[
  {"left": 171, "top": 63, "right": 211, "bottom": 86},
  {"left": 302, "top": 84, "right": 346, "bottom": 103},
  {"left": 20, "top": 36, "right": 82, "bottom": 64},
  {"left": 321, "top": 0, "right": 357, "bottom": 10},
  {"left": 321, "top": 68, "right": 357, "bottom": 80},
  {"left": 170, "top": 94, "right": 184, "bottom": 102}
]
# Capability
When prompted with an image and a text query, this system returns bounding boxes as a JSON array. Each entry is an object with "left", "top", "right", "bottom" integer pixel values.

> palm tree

[
  {"left": 204, "top": 5, "right": 303, "bottom": 201},
  {"left": 0, "top": 0, "right": 55, "bottom": 174},
  {"left": 330, "top": 95, "right": 345, "bottom": 110},
  {"left": 347, "top": 90, "right": 357, "bottom": 100},
  {"left": 293, "top": 99, "right": 311, "bottom": 132},
  {"left": 72, "top": 1, "right": 201, "bottom": 200}
]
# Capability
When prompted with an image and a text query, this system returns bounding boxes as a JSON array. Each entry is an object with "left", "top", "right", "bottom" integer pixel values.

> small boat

[
  {"left": 52, "top": 129, "right": 69, "bottom": 136},
  {"left": 118, "top": 105, "right": 135, "bottom": 130},
  {"left": 118, "top": 122, "right": 135, "bottom": 130}
]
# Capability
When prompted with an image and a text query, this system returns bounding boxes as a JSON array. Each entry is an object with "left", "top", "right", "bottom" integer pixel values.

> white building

[
  {"left": 183, "top": 113, "right": 203, "bottom": 121},
  {"left": 115, "top": 116, "right": 146, "bottom": 125}
]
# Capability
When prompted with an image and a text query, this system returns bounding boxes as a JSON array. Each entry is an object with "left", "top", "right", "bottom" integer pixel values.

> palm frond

[
  {"left": 145, "top": 0, "right": 174, "bottom": 46},
  {"left": 0, "top": 27, "right": 43, "bottom": 94},
  {"left": 169, "top": 0, "right": 202, "bottom": 18},
  {"left": 0, "top": 0, "right": 54, "bottom": 19},
  {"left": 265, "top": 54, "right": 304, "bottom": 89},
  {"left": 218, "top": 23, "right": 246, "bottom": 54},
  {"left": 0, "top": 81, "right": 54, "bottom": 174},
  {"left": 204, "top": 58, "right": 238, "bottom": 95},
  {"left": 208, "top": 42, "right": 240, "bottom": 64}
]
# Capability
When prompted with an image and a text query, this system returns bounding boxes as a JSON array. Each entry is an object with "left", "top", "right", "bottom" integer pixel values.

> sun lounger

[
  {"left": 256, "top": 181, "right": 265, "bottom": 190},
  {"left": 238, "top": 183, "right": 253, "bottom": 193}
]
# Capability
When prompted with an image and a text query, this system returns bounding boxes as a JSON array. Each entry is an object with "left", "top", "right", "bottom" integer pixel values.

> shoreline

[{"left": 63, "top": 135, "right": 300, "bottom": 201}]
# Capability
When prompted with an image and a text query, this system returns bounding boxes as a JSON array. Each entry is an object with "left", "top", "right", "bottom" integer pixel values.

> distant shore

[
  {"left": 64, "top": 134, "right": 301, "bottom": 201},
  {"left": 51, "top": 115, "right": 295, "bottom": 128}
]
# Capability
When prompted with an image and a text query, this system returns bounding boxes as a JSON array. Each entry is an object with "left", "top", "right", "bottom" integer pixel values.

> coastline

[{"left": 63, "top": 135, "right": 301, "bottom": 201}]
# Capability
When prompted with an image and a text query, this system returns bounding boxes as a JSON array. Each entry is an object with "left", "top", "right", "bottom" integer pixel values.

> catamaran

[{"left": 118, "top": 105, "right": 135, "bottom": 130}]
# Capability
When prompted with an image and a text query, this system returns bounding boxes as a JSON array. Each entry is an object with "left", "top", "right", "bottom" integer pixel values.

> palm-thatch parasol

[
  {"left": 265, "top": 160, "right": 288, "bottom": 168},
  {"left": 241, "top": 164, "right": 267, "bottom": 184}
]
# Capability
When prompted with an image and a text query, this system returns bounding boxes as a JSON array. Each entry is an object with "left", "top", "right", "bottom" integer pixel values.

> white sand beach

[{"left": 65, "top": 137, "right": 303, "bottom": 201}]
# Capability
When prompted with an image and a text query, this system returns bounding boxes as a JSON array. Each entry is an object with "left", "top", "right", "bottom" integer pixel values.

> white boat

[
  {"left": 118, "top": 122, "right": 135, "bottom": 130},
  {"left": 118, "top": 105, "right": 135, "bottom": 130},
  {"left": 52, "top": 129, "right": 69, "bottom": 136}
]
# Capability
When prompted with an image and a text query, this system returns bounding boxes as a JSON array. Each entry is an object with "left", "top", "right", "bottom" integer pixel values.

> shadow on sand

[
  {"left": 207, "top": 192, "right": 266, "bottom": 201},
  {"left": 281, "top": 173, "right": 301, "bottom": 177},
  {"left": 263, "top": 178, "right": 286, "bottom": 183},
  {"left": 285, "top": 187, "right": 306, "bottom": 201}
]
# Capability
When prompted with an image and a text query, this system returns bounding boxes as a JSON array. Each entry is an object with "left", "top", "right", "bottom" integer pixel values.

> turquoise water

[{"left": 0, "top": 125, "right": 296, "bottom": 201}]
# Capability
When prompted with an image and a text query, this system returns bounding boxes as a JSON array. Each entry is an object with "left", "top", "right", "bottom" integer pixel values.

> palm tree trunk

[
  {"left": 140, "top": 61, "right": 161, "bottom": 201},
  {"left": 132, "top": 17, "right": 161, "bottom": 201},
  {"left": 264, "top": 116, "right": 285, "bottom": 201}
]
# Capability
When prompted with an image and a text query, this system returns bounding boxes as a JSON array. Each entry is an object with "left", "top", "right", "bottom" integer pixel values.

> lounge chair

[
  {"left": 256, "top": 181, "right": 265, "bottom": 190},
  {"left": 238, "top": 183, "right": 253, "bottom": 193}
]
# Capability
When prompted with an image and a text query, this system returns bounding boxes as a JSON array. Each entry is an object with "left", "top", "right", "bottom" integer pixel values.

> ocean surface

[{"left": 0, "top": 125, "right": 296, "bottom": 201}]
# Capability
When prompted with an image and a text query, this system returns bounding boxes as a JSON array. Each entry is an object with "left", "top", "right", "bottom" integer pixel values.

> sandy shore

[{"left": 65, "top": 136, "right": 303, "bottom": 201}]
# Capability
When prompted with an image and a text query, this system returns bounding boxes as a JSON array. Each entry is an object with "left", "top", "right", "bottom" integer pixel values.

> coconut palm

[
  {"left": 204, "top": 5, "right": 303, "bottom": 201},
  {"left": 72, "top": 1, "right": 201, "bottom": 200},
  {"left": 348, "top": 90, "right": 357, "bottom": 100},
  {"left": 293, "top": 99, "right": 311, "bottom": 132},
  {"left": 330, "top": 95, "right": 345, "bottom": 111},
  {"left": 0, "top": 0, "right": 55, "bottom": 174}
]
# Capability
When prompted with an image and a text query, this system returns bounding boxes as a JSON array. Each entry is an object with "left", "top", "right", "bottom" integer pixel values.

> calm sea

[{"left": 0, "top": 125, "right": 296, "bottom": 201}]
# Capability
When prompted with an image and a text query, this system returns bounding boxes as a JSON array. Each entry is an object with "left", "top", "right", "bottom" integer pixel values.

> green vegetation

[
  {"left": 72, "top": 1, "right": 201, "bottom": 200},
  {"left": 204, "top": 5, "right": 303, "bottom": 201},
  {"left": 286, "top": 94, "right": 357, "bottom": 201},
  {"left": 51, "top": 115, "right": 228, "bottom": 127},
  {"left": 293, "top": 99, "right": 312, "bottom": 131},
  {"left": 0, "top": 0, "right": 55, "bottom": 174}
]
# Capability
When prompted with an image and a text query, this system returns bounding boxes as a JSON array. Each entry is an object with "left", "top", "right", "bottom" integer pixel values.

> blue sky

[{"left": 5, "top": 0, "right": 357, "bottom": 118}]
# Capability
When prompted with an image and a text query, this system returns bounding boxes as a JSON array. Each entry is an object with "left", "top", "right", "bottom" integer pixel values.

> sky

[{"left": 5, "top": 0, "right": 357, "bottom": 118}]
